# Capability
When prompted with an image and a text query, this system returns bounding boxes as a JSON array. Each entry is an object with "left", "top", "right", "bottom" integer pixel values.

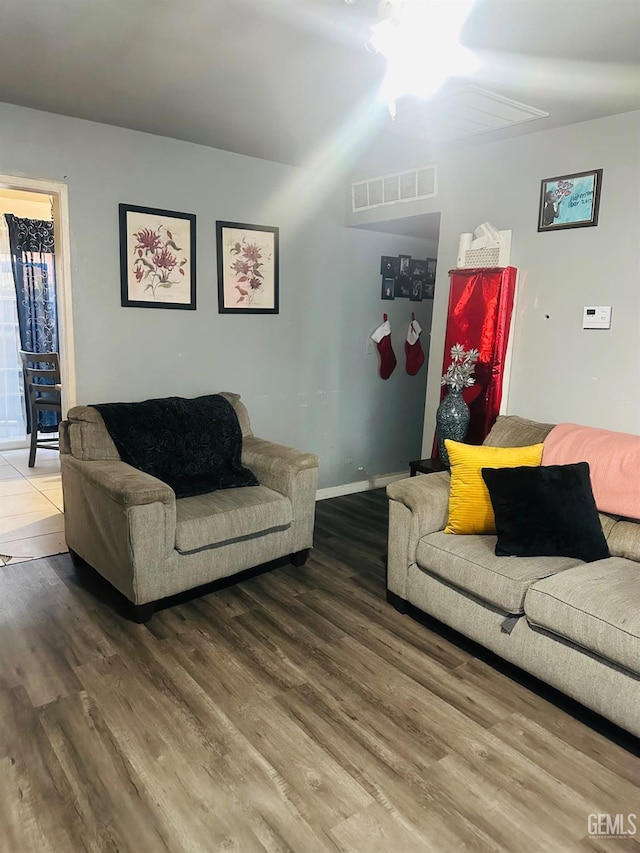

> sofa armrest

[
  {"left": 386, "top": 471, "right": 450, "bottom": 601},
  {"left": 242, "top": 436, "right": 319, "bottom": 553},
  {"left": 387, "top": 471, "right": 450, "bottom": 525}
]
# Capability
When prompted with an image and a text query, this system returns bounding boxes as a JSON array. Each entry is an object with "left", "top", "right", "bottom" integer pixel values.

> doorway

[{"left": 0, "top": 175, "right": 76, "bottom": 451}]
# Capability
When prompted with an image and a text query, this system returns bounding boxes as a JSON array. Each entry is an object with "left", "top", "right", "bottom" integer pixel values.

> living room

[{"left": 0, "top": 1, "right": 639, "bottom": 850}]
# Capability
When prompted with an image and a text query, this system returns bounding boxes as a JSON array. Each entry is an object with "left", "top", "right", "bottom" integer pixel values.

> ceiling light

[{"left": 368, "top": 0, "right": 478, "bottom": 118}]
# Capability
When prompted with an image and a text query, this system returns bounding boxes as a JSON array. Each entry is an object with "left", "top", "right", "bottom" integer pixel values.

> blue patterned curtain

[{"left": 5, "top": 214, "right": 59, "bottom": 433}]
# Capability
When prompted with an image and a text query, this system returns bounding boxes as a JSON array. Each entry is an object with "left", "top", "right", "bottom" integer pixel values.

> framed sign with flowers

[
  {"left": 119, "top": 204, "right": 196, "bottom": 309},
  {"left": 216, "top": 221, "right": 279, "bottom": 314},
  {"left": 537, "top": 169, "right": 603, "bottom": 232}
]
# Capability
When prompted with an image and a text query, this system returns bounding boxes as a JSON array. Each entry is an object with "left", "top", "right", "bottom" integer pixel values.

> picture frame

[
  {"left": 217, "top": 221, "right": 279, "bottom": 314},
  {"left": 410, "top": 278, "right": 424, "bottom": 302},
  {"left": 380, "top": 255, "right": 399, "bottom": 276},
  {"left": 538, "top": 169, "right": 603, "bottom": 232},
  {"left": 381, "top": 277, "right": 395, "bottom": 300},
  {"left": 119, "top": 204, "right": 196, "bottom": 310},
  {"left": 398, "top": 254, "right": 412, "bottom": 276},
  {"left": 426, "top": 258, "right": 437, "bottom": 284},
  {"left": 410, "top": 259, "right": 426, "bottom": 278},
  {"left": 423, "top": 282, "right": 435, "bottom": 300},
  {"left": 394, "top": 275, "right": 411, "bottom": 299}
]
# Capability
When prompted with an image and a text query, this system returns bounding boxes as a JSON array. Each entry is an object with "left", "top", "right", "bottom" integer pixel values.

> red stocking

[
  {"left": 371, "top": 315, "right": 397, "bottom": 379},
  {"left": 405, "top": 316, "right": 425, "bottom": 375}
]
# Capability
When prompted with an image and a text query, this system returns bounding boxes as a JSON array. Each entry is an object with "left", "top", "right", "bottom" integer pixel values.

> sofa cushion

[
  {"left": 66, "top": 391, "right": 253, "bottom": 461},
  {"left": 525, "top": 559, "right": 640, "bottom": 673},
  {"left": 444, "top": 440, "right": 544, "bottom": 535},
  {"left": 67, "top": 406, "right": 121, "bottom": 461},
  {"left": 483, "top": 415, "right": 555, "bottom": 448},
  {"left": 92, "top": 395, "right": 258, "bottom": 499},
  {"left": 218, "top": 391, "right": 253, "bottom": 438},
  {"left": 607, "top": 518, "right": 640, "bottom": 562},
  {"left": 175, "top": 485, "right": 292, "bottom": 553},
  {"left": 415, "top": 531, "right": 581, "bottom": 614},
  {"left": 543, "top": 422, "right": 640, "bottom": 520},
  {"left": 481, "top": 462, "right": 610, "bottom": 563}
]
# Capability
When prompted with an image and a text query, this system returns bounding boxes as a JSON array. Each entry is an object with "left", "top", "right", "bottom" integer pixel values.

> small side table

[{"left": 409, "top": 457, "right": 445, "bottom": 477}]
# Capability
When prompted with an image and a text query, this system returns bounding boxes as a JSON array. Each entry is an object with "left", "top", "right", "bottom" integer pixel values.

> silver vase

[{"left": 436, "top": 388, "right": 470, "bottom": 466}]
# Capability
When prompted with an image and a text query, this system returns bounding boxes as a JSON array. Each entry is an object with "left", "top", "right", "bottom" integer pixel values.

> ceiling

[{"left": 0, "top": 0, "right": 638, "bottom": 169}]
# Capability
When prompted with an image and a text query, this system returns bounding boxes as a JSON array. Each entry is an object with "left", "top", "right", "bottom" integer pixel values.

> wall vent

[
  {"left": 351, "top": 164, "right": 437, "bottom": 213},
  {"left": 391, "top": 86, "right": 549, "bottom": 144}
]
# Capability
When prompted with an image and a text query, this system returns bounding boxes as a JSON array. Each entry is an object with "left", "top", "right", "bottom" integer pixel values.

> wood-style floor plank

[
  {"left": 1, "top": 489, "right": 639, "bottom": 851},
  {"left": 37, "top": 690, "right": 174, "bottom": 851},
  {"left": 0, "top": 686, "right": 87, "bottom": 853}
]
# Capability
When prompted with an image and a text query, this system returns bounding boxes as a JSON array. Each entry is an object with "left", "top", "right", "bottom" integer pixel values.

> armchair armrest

[
  {"left": 61, "top": 455, "right": 177, "bottom": 602},
  {"left": 386, "top": 471, "right": 450, "bottom": 601},
  {"left": 242, "top": 436, "right": 318, "bottom": 553},
  {"left": 69, "top": 458, "right": 175, "bottom": 508},
  {"left": 241, "top": 436, "right": 318, "bottom": 498}
]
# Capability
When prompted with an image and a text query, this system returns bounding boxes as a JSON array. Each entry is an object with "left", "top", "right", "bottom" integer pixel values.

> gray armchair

[{"left": 60, "top": 392, "right": 318, "bottom": 622}]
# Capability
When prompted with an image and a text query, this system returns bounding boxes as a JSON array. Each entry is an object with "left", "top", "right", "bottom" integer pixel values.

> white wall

[
  {"left": 0, "top": 102, "right": 435, "bottom": 488},
  {"left": 349, "top": 111, "right": 640, "bottom": 449}
]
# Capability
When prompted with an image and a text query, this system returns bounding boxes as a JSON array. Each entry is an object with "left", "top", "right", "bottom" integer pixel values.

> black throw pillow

[{"left": 481, "top": 462, "right": 610, "bottom": 562}]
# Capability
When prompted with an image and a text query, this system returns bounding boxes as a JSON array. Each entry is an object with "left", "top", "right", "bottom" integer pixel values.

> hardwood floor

[{"left": 1, "top": 489, "right": 638, "bottom": 852}]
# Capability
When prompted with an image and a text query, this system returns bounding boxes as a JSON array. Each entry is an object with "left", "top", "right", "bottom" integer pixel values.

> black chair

[{"left": 19, "top": 350, "right": 62, "bottom": 467}]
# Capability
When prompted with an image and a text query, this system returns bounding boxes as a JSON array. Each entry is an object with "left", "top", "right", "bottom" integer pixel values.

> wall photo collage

[{"left": 380, "top": 254, "right": 436, "bottom": 302}]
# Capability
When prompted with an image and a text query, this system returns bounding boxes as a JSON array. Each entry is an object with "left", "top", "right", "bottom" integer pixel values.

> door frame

[{"left": 0, "top": 173, "right": 77, "bottom": 416}]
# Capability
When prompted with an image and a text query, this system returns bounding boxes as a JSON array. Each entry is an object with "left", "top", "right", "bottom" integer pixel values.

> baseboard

[{"left": 316, "top": 471, "right": 407, "bottom": 501}]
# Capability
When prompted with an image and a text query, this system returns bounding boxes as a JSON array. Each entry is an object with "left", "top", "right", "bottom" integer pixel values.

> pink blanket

[{"left": 543, "top": 423, "right": 640, "bottom": 520}]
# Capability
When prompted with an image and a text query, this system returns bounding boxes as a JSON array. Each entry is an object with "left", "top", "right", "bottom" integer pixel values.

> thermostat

[{"left": 583, "top": 306, "right": 611, "bottom": 329}]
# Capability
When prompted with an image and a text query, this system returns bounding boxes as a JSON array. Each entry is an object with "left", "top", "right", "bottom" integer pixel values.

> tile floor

[{"left": 0, "top": 446, "right": 66, "bottom": 565}]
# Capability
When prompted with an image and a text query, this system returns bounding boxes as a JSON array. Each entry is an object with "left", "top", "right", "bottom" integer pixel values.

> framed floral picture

[
  {"left": 217, "top": 221, "right": 279, "bottom": 314},
  {"left": 119, "top": 204, "right": 196, "bottom": 309}
]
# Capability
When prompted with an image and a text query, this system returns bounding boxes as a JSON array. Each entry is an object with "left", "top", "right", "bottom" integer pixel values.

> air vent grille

[
  {"left": 383, "top": 176, "right": 399, "bottom": 203},
  {"left": 367, "top": 178, "right": 383, "bottom": 207},
  {"left": 399, "top": 172, "right": 416, "bottom": 200},
  {"left": 352, "top": 183, "right": 369, "bottom": 210},
  {"left": 417, "top": 166, "right": 436, "bottom": 197},
  {"left": 391, "top": 86, "right": 549, "bottom": 144},
  {"left": 351, "top": 164, "right": 438, "bottom": 212}
]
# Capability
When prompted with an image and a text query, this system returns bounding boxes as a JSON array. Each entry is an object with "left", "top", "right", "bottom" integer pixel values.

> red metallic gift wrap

[{"left": 440, "top": 266, "right": 517, "bottom": 445}]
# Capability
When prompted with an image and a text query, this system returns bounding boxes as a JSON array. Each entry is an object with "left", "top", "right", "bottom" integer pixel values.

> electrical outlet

[{"left": 365, "top": 339, "right": 375, "bottom": 355}]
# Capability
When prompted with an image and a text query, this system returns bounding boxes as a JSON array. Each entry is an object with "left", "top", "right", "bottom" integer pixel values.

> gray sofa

[
  {"left": 387, "top": 415, "right": 640, "bottom": 738},
  {"left": 60, "top": 392, "right": 318, "bottom": 622}
]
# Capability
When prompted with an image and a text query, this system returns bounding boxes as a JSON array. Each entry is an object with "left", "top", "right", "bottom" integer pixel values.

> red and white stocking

[
  {"left": 371, "top": 315, "right": 397, "bottom": 380},
  {"left": 405, "top": 316, "right": 425, "bottom": 375}
]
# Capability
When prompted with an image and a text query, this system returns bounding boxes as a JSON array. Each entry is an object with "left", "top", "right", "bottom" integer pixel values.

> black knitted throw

[{"left": 92, "top": 394, "right": 258, "bottom": 498}]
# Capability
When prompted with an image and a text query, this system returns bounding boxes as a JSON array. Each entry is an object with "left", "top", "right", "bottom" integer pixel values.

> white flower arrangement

[{"left": 441, "top": 343, "right": 479, "bottom": 392}]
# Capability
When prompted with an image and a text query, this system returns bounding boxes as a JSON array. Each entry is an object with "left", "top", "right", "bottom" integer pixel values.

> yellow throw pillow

[{"left": 444, "top": 439, "right": 544, "bottom": 535}]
